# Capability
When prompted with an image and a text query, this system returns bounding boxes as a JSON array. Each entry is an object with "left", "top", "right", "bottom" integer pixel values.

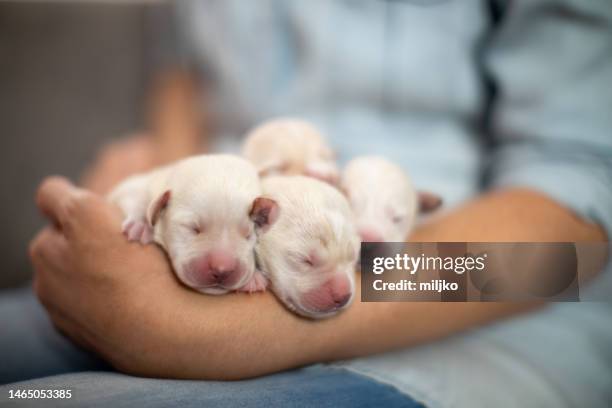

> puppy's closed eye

[
  {"left": 302, "top": 256, "right": 314, "bottom": 267},
  {"left": 287, "top": 251, "right": 315, "bottom": 268},
  {"left": 181, "top": 223, "right": 203, "bottom": 235},
  {"left": 391, "top": 215, "right": 405, "bottom": 224}
]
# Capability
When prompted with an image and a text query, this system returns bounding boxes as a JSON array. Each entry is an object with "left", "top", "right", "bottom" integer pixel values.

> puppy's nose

[
  {"left": 332, "top": 292, "right": 351, "bottom": 308},
  {"left": 207, "top": 250, "right": 238, "bottom": 274},
  {"left": 210, "top": 268, "right": 231, "bottom": 283},
  {"left": 301, "top": 274, "right": 353, "bottom": 314},
  {"left": 206, "top": 250, "right": 239, "bottom": 284},
  {"left": 359, "top": 227, "right": 384, "bottom": 243},
  {"left": 326, "top": 275, "right": 352, "bottom": 307}
]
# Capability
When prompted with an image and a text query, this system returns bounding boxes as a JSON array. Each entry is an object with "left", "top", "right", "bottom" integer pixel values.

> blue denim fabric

[
  {"left": 171, "top": 0, "right": 612, "bottom": 234},
  {"left": 0, "top": 369, "right": 423, "bottom": 408},
  {"left": 0, "top": 288, "right": 109, "bottom": 384},
  {"left": 0, "top": 288, "right": 423, "bottom": 408}
]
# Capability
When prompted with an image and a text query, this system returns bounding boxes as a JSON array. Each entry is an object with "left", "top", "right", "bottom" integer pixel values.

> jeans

[{"left": 0, "top": 288, "right": 423, "bottom": 408}]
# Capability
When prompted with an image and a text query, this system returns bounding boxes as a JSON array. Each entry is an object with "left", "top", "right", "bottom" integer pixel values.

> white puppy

[
  {"left": 108, "top": 154, "right": 278, "bottom": 294},
  {"left": 256, "top": 176, "right": 360, "bottom": 319},
  {"left": 341, "top": 156, "right": 442, "bottom": 242},
  {"left": 242, "top": 118, "right": 339, "bottom": 184}
]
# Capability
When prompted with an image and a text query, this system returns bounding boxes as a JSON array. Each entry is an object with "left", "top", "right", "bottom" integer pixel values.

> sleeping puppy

[
  {"left": 256, "top": 175, "right": 360, "bottom": 319},
  {"left": 108, "top": 154, "right": 278, "bottom": 294},
  {"left": 242, "top": 118, "right": 339, "bottom": 184},
  {"left": 341, "top": 156, "right": 442, "bottom": 242}
]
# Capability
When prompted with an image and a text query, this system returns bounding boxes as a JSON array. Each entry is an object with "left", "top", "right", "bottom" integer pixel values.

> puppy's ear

[
  {"left": 304, "top": 162, "right": 339, "bottom": 185},
  {"left": 418, "top": 191, "right": 442, "bottom": 213},
  {"left": 146, "top": 190, "right": 171, "bottom": 227},
  {"left": 250, "top": 197, "right": 279, "bottom": 233},
  {"left": 257, "top": 160, "right": 288, "bottom": 177},
  {"left": 339, "top": 184, "right": 349, "bottom": 198}
]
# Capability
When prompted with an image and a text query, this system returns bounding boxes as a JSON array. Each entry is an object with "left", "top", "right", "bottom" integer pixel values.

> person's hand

[
  {"left": 29, "top": 176, "right": 327, "bottom": 380},
  {"left": 25, "top": 174, "right": 499, "bottom": 381},
  {"left": 81, "top": 134, "right": 163, "bottom": 195},
  {"left": 30, "top": 178, "right": 589, "bottom": 381},
  {"left": 30, "top": 176, "right": 198, "bottom": 372}
]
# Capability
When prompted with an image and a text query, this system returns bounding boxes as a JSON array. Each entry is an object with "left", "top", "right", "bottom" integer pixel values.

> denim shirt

[
  {"left": 165, "top": 1, "right": 612, "bottom": 406},
  {"left": 170, "top": 0, "right": 612, "bottom": 231}
]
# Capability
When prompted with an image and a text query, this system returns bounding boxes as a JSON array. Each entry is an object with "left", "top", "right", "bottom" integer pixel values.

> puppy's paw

[
  {"left": 237, "top": 271, "right": 268, "bottom": 293},
  {"left": 122, "top": 217, "right": 153, "bottom": 244}
]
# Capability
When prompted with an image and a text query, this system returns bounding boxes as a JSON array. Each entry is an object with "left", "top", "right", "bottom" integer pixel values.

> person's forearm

[
  {"left": 409, "top": 188, "right": 606, "bottom": 243},
  {"left": 329, "top": 188, "right": 605, "bottom": 358},
  {"left": 119, "top": 188, "right": 605, "bottom": 381},
  {"left": 148, "top": 68, "right": 208, "bottom": 162},
  {"left": 125, "top": 279, "right": 533, "bottom": 381}
]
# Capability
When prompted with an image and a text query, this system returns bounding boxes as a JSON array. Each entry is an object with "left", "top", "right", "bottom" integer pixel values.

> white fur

[
  {"left": 242, "top": 118, "right": 339, "bottom": 183},
  {"left": 256, "top": 176, "right": 360, "bottom": 318},
  {"left": 108, "top": 154, "right": 265, "bottom": 294},
  {"left": 342, "top": 156, "right": 418, "bottom": 242}
]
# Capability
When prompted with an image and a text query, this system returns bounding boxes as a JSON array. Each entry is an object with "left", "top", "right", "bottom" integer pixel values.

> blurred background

[
  {"left": 0, "top": 3, "right": 610, "bottom": 406},
  {"left": 2, "top": 0, "right": 610, "bottom": 292},
  {"left": 0, "top": 2, "right": 154, "bottom": 288}
]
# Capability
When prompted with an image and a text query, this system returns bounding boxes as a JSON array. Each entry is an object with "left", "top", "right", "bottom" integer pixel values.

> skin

[
  {"left": 30, "top": 176, "right": 606, "bottom": 381},
  {"left": 31, "top": 70, "right": 607, "bottom": 380}
]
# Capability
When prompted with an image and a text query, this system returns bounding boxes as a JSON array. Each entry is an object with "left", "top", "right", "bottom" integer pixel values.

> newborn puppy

[
  {"left": 256, "top": 176, "right": 360, "bottom": 319},
  {"left": 242, "top": 118, "right": 339, "bottom": 184},
  {"left": 108, "top": 154, "right": 278, "bottom": 294},
  {"left": 341, "top": 156, "right": 442, "bottom": 242}
]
